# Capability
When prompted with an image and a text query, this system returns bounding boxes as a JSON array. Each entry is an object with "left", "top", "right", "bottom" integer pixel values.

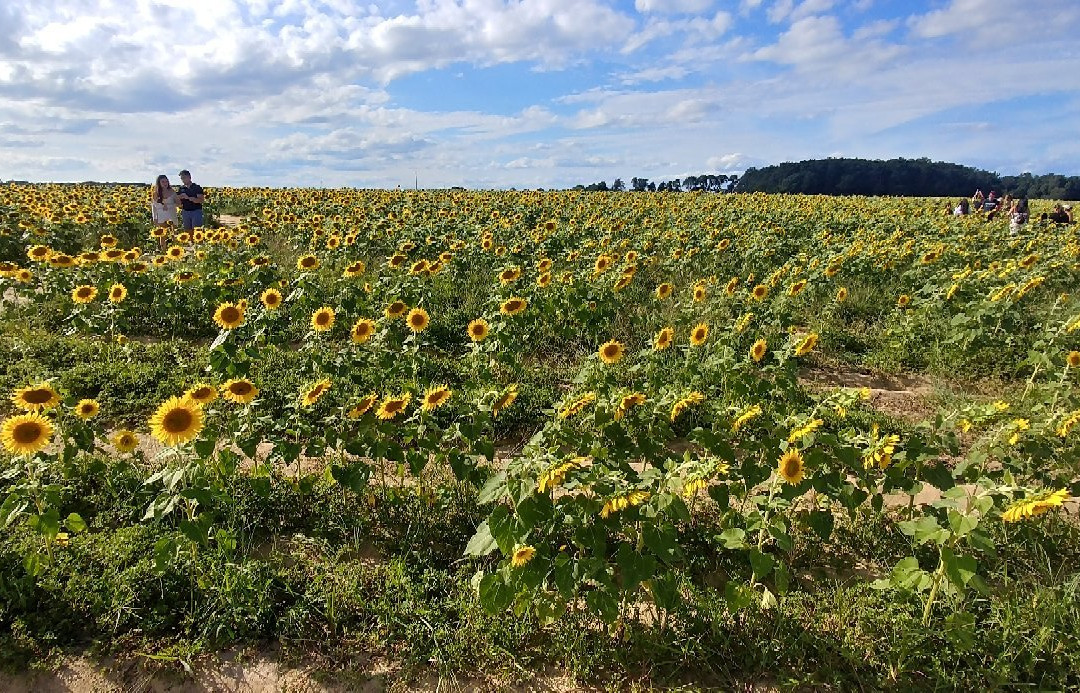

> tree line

[
  {"left": 570, "top": 158, "right": 1080, "bottom": 200},
  {"left": 571, "top": 174, "right": 739, "bottom": 193},
  {"left": 735, "top": 157, "right": 1080, "bottom": 200}
]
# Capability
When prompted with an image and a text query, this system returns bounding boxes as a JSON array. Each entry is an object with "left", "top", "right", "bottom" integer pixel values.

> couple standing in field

[{"left": 150, "top": 169, "right": 205, "bottom": 245}]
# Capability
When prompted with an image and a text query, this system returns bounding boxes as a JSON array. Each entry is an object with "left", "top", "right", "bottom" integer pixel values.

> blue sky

[{"left": 1, "top": 0, "right": 1078, "bottom": 188}]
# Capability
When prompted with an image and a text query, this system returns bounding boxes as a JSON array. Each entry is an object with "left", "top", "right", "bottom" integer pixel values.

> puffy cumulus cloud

[{"left": 0, "top": 0, "right": 637, "bottom": 112}]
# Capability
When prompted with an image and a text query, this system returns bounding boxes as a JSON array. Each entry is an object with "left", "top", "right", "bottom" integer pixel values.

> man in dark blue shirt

[{"left": 178, "top": 169, "right": 205, "bottom": 230}]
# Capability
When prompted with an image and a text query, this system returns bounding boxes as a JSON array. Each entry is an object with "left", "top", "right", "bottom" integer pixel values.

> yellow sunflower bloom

[
  {"left": 72, "top": 285, "right": 97, "bottom": 304},
  {"left": 148, "top": 396, "right": 203, "bottom": 447},
  {"left": 74, "top": 398, "right": 100, "bottom": 420},
  {"left": 778, "top": 449, "right": 805, "bottom": 484},
  {"left": 311, "top": 306, "right": 335, "bottom": 332},
  {"left": 221, "top": 378, "right": 259, "bottom": 404},
  {"left": 598, "top": 340, "right": 625, "bottom": 364},
  {"left": 421, "top": 385, "right": 452, "bottom": 412},
  {"left": 213, "top": 302, "right": 245, "bottom": 330},
  {"left": 12, "top": 383, "right": 61, "bottom": 412},
  {"left": 1, "top": 412, "right": 54, "bottom": 455}
]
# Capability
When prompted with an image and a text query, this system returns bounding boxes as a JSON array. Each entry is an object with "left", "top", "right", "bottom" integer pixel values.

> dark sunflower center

[
  {"left": 221, "top": 307, "right": 241, "bottom": 323},
  {"left": 163, "top": 408, "right": 193, "bottom": 433},
  {"left": 77, "top": 288, "right": 92, "bottom": 298},
  {"left": 14, "top": 421, "right": 44, "bottom": 444},
  {"left": 24, "top": 388, "right": 54, "bottom": 404},
  {"left": 230, "top": 382, "right": 252, "bottom": 396},
  {"left": 316, "top": 313, "right": 330, "bottom": 325},
  {"left": 192, "top": 387, "right": 213, "bottom": 400}
]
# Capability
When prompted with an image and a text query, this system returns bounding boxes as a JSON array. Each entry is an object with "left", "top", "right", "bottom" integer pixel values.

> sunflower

[
  {"left": 1, "top": 412, "right": 54, "bottom": 455},
  {"left": 15, "top": 268, "right": 32, "bottom": 283},
  {"left": 789, "top": 279, "right": 808, "bottom": 296},
  {"left": 836, "top": 287, "right": 848, "bottom": 302},
  {"left": 213, "top": 302, "right": 245, "bottom": 330},
  {"left": 511, "top": 545, "right": 536, "bottom": 567},
  {"left": 1001, "top": 488, "right": 1070, "bottom": 522},
  {"left": 74, "top": 398, "right": 100, "bottom": 420},
  {"left": 260, "top": 288, "right": 283, "bottom": 310},
  {"left": 689, "top": 322, "right": 709, "bottom": 346},
  {"left": 376, "top": 393, "right": 411, "bottom": 420},
  {"left": 598, "top": 340, "right": 625, "bottom": 364},
  {"left": 1068, "top": 351, "right": 1080, "bottom": 369},
  {"left": 311, "top": 306, "right": 335, "bottom": 332},
  {"left": 221, "top": 378, "right": 259, "bottom": 404},
  {"left": 693, "top": 284, "right": 706, "bottom": 302},
  {"left": 655, "top": 283, "right": 673, "bottom": 300},
  {"left": 148, "top": 396, "right": 204, "bottom": 446},
  {"left": 406, "top": 307, "right": 429, "bottom": 332},
  {"left": 50, "top": 254, "right": 76, "bottom": 268},
  {"left": 108, "top": 283, "right": 127, "bottom": 303},
  {"left": 500, "top": 297, "right": 527, "bottom": 316},
  {"left": 468, "top": 318, "right": 490, "bottom": 342},
  {"left": 493, "top": 384, "right": 518, "bottom": 418},
  {"left": 794, "top": 333, "right": 819, "bottom": 357},
  {"left": 166, "top": 246, "right": 184, "bottom": 260},
  {"left": 777, "top": 449, "right": 805, "bottom": 484},
  {"left": 112, "top": 429, "right": 139, "bottom": 453},
  {"left": 347, "top": 394, "right": 378, "bottom": 418},
  {"left": 670, "top": 391, "right": 705, "bottom": 422},
  {"left": 751, "top": 284, "right": 768, "bottom": 301},
  {"left": 186, "top": 383, "right": 218, "bottom": 406},
  {"left": 421, "top": 385, "right": 452, "bottom": 412},
  {"left": 499, "top": 267, "right": 522, "bottom": 284},
  {"left": 385, "top": 300, "right": 408, "bottom": 319},
  {"left": 614, "top": 392, "right": 646, "bottom": 421},
  {"left": 559, "top": 392, "right": 597, "bottom": 419},
  {"left": 654, "top": 327, "right": 674, "bottom": 351},
  {"left": 301, "top": 379, "right": 332, "bottom": 407},
  {"left": 725, "top": 277, "right": 739, "bottom": 295},
  {"left": 27, "top": 245, "right": 51, "bottom": 262},
  {"left": 897, "top": 294, "right": 910, "bottom": 308},
  {"left": 613, "top": 275, "right": 633, "bottom": 292},
  {"left": 750, "top": 338, "right": 767, "bottom": 363},
  {"left": 343, "top": 260, "right": 366, "bottom": 277},
  {"left": 296, "top": 254, "right": 320, "bottom": 271},
  {"left": 351, "top": 318, "right": 376, "bottom": 344},
  {"left": 72, "top": 285, "right": 97, "bottom": 304},
  {"left": 12, "top": 383, "right": 61, "bottom": 412},
  {"left": 732, "top": 404, "right": 762, "bottom": 433}
]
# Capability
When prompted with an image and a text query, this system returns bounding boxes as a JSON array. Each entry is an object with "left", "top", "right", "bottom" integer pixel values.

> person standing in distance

[{"left": 177, "top": 169, "right": 205, "bottom": 230}]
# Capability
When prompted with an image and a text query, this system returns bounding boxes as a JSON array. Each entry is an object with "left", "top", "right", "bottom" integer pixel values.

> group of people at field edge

[
  {"left": 150, "top": 170, "right": 205, "bottom": 240},
  {"left": 952, "top": 189, "right": 1073, "bottom": 235}
]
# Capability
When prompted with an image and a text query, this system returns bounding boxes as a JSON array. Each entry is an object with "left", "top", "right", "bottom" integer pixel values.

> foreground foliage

[{"left": 1, "top": 184, "right": 1078, "bottom": 688}]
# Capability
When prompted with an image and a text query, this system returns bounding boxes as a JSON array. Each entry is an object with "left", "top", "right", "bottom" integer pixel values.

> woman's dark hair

[{"left": 154, "top": 174, "right": 169, "bottom": 204}]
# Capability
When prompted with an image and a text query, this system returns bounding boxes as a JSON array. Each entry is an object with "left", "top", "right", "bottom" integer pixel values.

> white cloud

[{"left": 635, "top": 0, "right": 714, "bottom": 14}]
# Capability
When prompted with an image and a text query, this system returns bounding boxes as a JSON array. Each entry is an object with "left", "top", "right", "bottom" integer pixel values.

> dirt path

[
  {"left": 217, "top": 214, "right": 245, "bottom": 228},
  {"left": 0, "top": 650, "right": 588, "bottom": 693},
  {"left": 799, "top": 366, "right": 936, "bottom": 422}
]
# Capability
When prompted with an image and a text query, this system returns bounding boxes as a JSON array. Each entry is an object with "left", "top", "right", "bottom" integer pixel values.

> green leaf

[
  {"left": 719, "top": 527, "right": 748, "bottom": 550},
  {"left": 889, "top": 556, "right": 931, "bottom": 592},
  {"left": 477, "top": 472, "right": 507, "bottom": 505},
  {"left": 65, "top": 513, "right": 87, "bottom": 533},
  {"left": 805, "top": 510, "right": 834, "bottom": 541},
  {"left": 464, "top": 521, "right": 498, "bottom": 557},
  {"left": 478, "top": 572, "right": 515, "bottom": 614},
  {"left": 944, "top": 611, "right": 976, "bottom": 651},
  {"left": 724, "top": 580, "right": 755, "bottom": 613},
  {"left": 947, "top": 510, "right": 978, "bottom": 539},
  {"left": 941, "top": 547, "right": 978, "bottom": 591},
  {"left": 616, "top": 544, "right": 657, "bottom": 592},
  {"left": 585, "top": 589, "right": 620, "bottom": 624},
  {"left": 749, "top": 548, "right": 775, "bottom": 581}
]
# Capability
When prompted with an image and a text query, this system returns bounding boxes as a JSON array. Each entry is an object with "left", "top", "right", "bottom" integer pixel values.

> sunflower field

[{"left": 1, "top": 183, "right": 1079, "bottom": 688}]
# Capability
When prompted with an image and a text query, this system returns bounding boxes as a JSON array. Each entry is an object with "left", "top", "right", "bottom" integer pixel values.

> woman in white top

[{"left": 150, "top": 174, "right": 178, "bottom": 249}]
